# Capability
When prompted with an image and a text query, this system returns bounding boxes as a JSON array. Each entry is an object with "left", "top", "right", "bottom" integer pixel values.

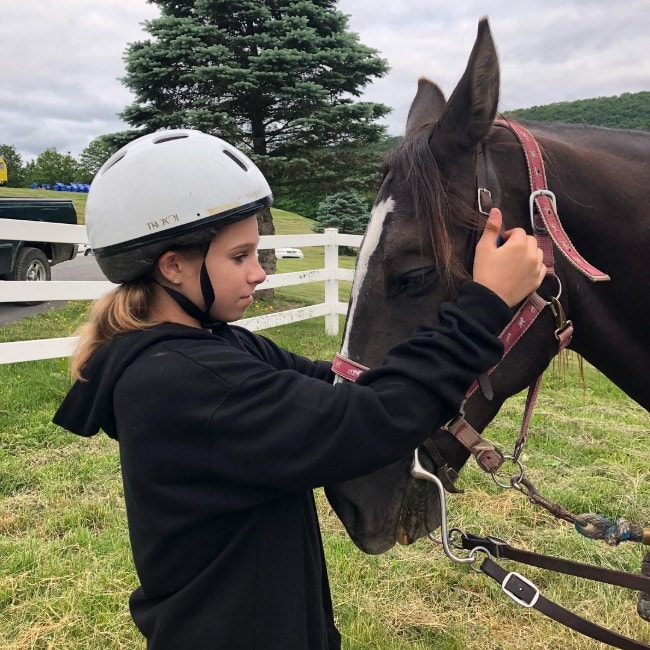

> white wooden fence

[{"left": 0, "top": 218, "right": 362, "bottom": 364}]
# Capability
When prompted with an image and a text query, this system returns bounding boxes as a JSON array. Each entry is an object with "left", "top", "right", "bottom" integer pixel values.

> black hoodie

[{"left": 53, "top": 281, "right": 512, "bottom": 649}]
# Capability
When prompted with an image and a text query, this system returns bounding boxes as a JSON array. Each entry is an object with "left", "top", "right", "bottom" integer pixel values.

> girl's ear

[{"left": 155, "top": 250, "right": 183, "bottom": 284}]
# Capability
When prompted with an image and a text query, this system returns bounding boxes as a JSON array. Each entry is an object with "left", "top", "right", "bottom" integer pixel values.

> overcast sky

[{"left": 2, "top": 0, "right": 648, "bottom": 162}]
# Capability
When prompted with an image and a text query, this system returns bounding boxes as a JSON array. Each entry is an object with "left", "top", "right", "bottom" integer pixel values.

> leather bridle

[
  {"left": 334, "top": 119, "right": 610, "bottom": 476},
  {"left": 443, "top": 118, "right": 610, "bottom": 476}
]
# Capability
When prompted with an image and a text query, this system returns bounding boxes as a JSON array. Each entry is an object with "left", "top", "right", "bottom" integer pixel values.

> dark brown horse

[{"left": 325, "top": 18, "right": 650, "bottom": 555}]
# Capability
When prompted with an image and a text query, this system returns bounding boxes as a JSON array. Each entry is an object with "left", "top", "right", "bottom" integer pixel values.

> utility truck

[{"left": 0, "top": 197, "right": 78, "bottom": 303}]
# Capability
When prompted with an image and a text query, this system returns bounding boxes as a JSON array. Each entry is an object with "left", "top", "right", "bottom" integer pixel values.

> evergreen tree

[
  {"left": 313, "top": 189, "right": 369, "bottom": 235},
  {"left": 120, "top": 0, "right": 390, "bottom": 283}
]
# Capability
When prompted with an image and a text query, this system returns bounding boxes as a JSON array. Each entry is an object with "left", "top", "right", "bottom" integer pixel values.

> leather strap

[
  {"left": 332, "top": 353, "right": 367, "bottom": 382},
  {"left": 480, "top": 557, "right": 650, "bottom": 650},
  {"left": 448, "top": 291, "right": 551, "bottom": 471},
  {"left": 420, "top": 438, "right": 464, "bottom": 494},
  {"left": 465, "top": 291, "right": 549, "bottom": 400},
  {"left": 463, "top": 533, "right": 650, "bottom": 592},
  {"left": 494, "top": 119, "right": 610, "bottom": 282},
  {"left": 446, "top": 417, "right": 504, "bottom": 472}
]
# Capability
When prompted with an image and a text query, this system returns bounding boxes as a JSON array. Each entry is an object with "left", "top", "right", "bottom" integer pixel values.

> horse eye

[{"left": 395, "top": 267, "right": 438, "bottom": 296}]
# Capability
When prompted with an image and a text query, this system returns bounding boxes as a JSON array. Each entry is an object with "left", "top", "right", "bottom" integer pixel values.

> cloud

[
  {"left": 1, "top": 0, "right": 158, "bottom": 161},
  {"left": 1, "top": 0, "right": 648, "bottom": 161},
  {"left": 338, "top": 0, "right": 650, "bottom": 134}
]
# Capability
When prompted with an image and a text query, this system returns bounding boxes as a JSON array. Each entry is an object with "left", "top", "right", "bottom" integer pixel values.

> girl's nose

[{"left": 252, "top": 258, "right": 267, "bottom": 285}]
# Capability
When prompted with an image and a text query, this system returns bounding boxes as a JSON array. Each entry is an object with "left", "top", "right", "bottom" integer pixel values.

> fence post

[{"left": 324, "top": 228, "right": 339, "bottom": 336}]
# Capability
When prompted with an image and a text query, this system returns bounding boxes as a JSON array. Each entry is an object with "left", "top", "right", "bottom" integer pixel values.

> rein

[
  {"left": 412, "top": 450, "right": 650, "bottom": 650},
  {"left": 333, "top": 120, "right": 650, "bottom": 646}
]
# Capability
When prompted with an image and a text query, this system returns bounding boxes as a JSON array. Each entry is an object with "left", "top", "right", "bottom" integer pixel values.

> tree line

[
  {"left": 3, "top": 89, "right": 646, "bottom": 194},
  {"left": 2, "top": 94, "right": 647, "bottom": 191},
  {"left": 0, "top": 139, "right": 115, "bottom": 191},
  {"left": 505, "top": 91, "right": 650, "bottom": 131}
]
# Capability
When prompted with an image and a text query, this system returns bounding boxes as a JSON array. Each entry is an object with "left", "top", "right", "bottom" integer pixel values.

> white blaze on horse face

[{"left": 339, "top": 197, "right": 394, "bottom": 363}]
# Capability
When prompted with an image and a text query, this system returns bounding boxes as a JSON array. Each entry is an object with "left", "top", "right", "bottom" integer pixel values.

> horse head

[{"left": 325, "top": 18, "right": 563, "bottom": 554}]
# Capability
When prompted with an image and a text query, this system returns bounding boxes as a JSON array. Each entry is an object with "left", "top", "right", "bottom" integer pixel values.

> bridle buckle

[{"left": 477, "top": 187, "right": 492, "bottom": 216}]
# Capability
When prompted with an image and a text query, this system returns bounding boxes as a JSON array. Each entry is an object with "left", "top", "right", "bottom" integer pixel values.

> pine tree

[
  {"left": 313, "top": 189, "right": 369, "bottom": 235},
  {"left": 120, "top": 0, "right": 390, "bottom": 283}
]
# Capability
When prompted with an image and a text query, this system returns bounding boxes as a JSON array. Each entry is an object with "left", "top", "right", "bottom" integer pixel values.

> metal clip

[
  {"left": 491, "top": 454, "right": 525, "bottom": 490},
  {"left": 549, "top": 296, "right": 573, "bottom": 339}
]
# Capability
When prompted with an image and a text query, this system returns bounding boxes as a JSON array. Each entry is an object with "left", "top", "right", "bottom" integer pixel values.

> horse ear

[
  {"left": 405, "top": 78, "right": 447, "bottom": 136},
  {"left": 433, "top": 17, "right": 500, "bottom": 152}
]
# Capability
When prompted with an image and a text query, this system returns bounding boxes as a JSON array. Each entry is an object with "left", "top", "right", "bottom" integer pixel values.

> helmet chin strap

[{"left": 158, "top": 261, "right": 222, "bottom": 330}]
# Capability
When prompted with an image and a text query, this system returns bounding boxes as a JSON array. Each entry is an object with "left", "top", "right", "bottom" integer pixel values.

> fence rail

[{"left": 0, "top": 220, "right": 361, "bottom": 364}]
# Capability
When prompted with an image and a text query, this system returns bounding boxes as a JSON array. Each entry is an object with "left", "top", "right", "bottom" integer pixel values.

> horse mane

[{"left": 382, "top": 124, "right": 482, "bottom": 287}]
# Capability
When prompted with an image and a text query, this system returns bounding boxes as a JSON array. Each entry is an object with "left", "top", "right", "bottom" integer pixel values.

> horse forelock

[{"left": 384, "top": 125, "right": 480, "bottom": 286}]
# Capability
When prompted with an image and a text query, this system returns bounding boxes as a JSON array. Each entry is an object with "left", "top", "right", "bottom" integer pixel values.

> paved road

[{"left": 0, "top": 253, "right": 107, "bottom": 327}]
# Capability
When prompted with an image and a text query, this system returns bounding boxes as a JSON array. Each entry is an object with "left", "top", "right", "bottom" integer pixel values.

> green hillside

[{"left": 505, "top": 91, "right": 650, "bottom": 131}]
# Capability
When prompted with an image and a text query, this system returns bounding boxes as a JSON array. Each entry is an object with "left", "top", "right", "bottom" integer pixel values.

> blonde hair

[{"left": 71, "top": 278, "right": 160, "bottom": 380}]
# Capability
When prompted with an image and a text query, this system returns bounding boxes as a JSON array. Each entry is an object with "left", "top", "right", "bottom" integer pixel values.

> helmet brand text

[{"left": 146, "top": 214, "right": 181, "bottom": 231}]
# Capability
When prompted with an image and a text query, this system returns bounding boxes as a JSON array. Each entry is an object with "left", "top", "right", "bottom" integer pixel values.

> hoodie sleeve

[
  {"left": 112, "top": 281, "right": 511, "bottom": 496},
  {"left": 231, "top": 326, "right": 334, "bottom": 383}
]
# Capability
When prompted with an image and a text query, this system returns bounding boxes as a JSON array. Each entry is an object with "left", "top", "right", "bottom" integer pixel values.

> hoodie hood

[{"left": 53, "top": 323, "right": 218, "bottom": 439}]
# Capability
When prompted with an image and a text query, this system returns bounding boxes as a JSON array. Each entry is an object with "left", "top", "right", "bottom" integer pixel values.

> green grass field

[{"left": 1, "top": 191, "right": 649, "bottom": 648}]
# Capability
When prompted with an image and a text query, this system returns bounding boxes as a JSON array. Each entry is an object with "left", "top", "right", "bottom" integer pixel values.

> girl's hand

[{"left": 472, "top": 208, "right": 546, "bottom": 307}]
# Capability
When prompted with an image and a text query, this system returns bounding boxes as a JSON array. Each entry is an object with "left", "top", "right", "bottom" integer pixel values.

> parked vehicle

[
  {"left": 0, "top": 197, "right": 78, "bottom": 305},
  {"left": 0, "top": 158, "right": 7, "bottom": 186},
  {"left": 275, "top": 247, "right": 304, "bottom": 259}
]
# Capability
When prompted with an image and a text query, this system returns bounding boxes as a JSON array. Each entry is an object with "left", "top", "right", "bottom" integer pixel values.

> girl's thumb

[{"left": 480, "top": 208, "right": 502, "bottom": 247}]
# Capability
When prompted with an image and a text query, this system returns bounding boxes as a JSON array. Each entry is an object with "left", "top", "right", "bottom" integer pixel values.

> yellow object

[{"left": 0, "top": 157, "right": 7, "bottom": 185}]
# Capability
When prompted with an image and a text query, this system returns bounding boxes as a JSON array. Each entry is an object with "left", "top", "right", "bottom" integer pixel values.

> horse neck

[{"left": 493, "top": 123, "right": 650, "bottom": 410}]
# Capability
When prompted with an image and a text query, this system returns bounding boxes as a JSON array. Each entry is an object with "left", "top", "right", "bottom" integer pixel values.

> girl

[{"left": 54, "top": 129, "right": 545, "bottom": 649}]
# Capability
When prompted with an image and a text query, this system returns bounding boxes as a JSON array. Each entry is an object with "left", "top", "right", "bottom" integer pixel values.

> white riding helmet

[{"left": 86, "top": 129, "right": 273, "bottom": 283}]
